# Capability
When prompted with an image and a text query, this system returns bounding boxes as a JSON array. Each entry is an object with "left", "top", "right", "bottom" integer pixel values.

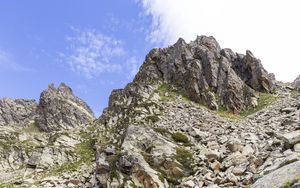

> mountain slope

[{"left": 0, "top": 36, "right": 300, "bottom": 188}]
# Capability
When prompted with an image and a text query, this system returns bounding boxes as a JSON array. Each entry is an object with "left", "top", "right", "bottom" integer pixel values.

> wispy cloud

[
  {"left": 61, "top": 28, "right": 126, "bottom": 79},
  {"left": 0, "top": 49, "right": 31, "bottom": 72},
  {"left": 136, "top": 0, "right": 300, "bottom": 82},
  {"left": 125, "top": 57, "right": 140, "bottom": 79}
]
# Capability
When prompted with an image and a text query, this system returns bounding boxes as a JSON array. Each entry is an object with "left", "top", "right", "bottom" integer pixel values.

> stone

[
  {"left": 210, "top": 161, "right": 221, "bottom": 173},
  {"left": 227, "top": 140, "right": 243, "bottom": 152},
  {"left": 26, "top": 153, "right": 41, "bottom": 168},
  {"left": 294, "top": 143, "right": 300, "bottom": 152},
  {"left": 183, "top": 180, "right": 196, "bottom": 188},
  {"left": 104, "top": 145, "right": 115, "bottom": 155},
  {"left": 292, "top": 75, "right": 300, "bottom": 90},
  {"left": 251, "top": 161, "right": 300, "bottom": 188},
  {"left": 232, "top": 164, "right": 247, "bottom": 176},
  {"left": 280, "top": 107, "right": 295, "bottom": 114},
  {"left": 205, "top": 150, "right": 221, "bottom": 161},
  {"left": 35, "top": 83, "right": 95, "bottom": 131},
  {"left": 281, "top": 130, "right": 300, "bottom": 147},
  {"left": 242, "top": 144, "right": 255, "bottom": 156}
]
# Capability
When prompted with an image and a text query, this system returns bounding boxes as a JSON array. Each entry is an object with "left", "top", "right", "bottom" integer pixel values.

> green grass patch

[
  {"left": 290, "top": 90, "right": 300, "bottom": 97},
  {"left": 0, "top": 183, "right": 14, "bottom": 188},
  {"left": 217, "top": 92, "right": 278, "bottom": 120},
  {"left": 217, "top": 107, "right": 241, "bottom": 120},
  {"left": 45, "top": 134, "right": 95, "bottom": 176},
  {"left": 106, "top": 152, "right": 121, "bottom": 180},
  {"left": 174, "top": 147, "right": 193, "bottom": 172},
  {"left": 145, "top": 115, "right": 160, "bottom": 123},
  {"left": 240, "top": 92, "right": 277, "bottom": 117},
  {"left": 171, "top": 132, "right": 189, "bottom": 143},
  {"left": 281, "top": 174, "right": 300, "bottom": 188},
  {"left": 23, "top": 122, "right": 41, "bottom": 133},
  {"left": 158, "top": 83, "right": 190, "bottom": 101},
  {"left": 154, "top": 127, "right": 170, "bottom": 135}
]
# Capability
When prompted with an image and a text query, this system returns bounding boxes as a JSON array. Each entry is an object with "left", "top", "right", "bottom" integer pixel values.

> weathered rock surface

[
  {"left": 0, "top": 98, "right": 37, "bottom": 126},
  {"left": 293, "top": 74, "right": 300, "bottom": 90},
  {"left": 36, "top": 83, "right": 95, "bottom": 131},
  {"left": 135, "top": 36, "right": 274, "bottom": 113},
  {"left": 251, "top": 160, "right": 300, "bottom": 188}
]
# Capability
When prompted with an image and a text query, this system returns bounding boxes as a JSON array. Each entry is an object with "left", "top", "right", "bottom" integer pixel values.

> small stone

[
  {"left": 227, "top": 140, "right": 243, "bottom": 152},
  {"left": 210, "top": 161, "right": 221, "bottom": 173},
  {"left": 205, "top": 150, "right": 220, "bottom": 161},
  {"left": 104, "top": 145, "right": 115, "bottom": 155},
  {"left": 283, "top": 149, "right": 293, "bottom": 156},
  {"left": 183, "top": 180, "right": 195, "bottom": 188},
  {"left": 242, "top": 144, "right": 254, "bottom": 156},
  {"left": 172, "top": 167, "right": 184, "bottom": 177},
  {"left": 280, "top": 107, "right": 295, "bottom": 113},
  {"left": 294, "top": 143, "right": 300, "bottom": 152},
  {"left": 232, "top": 164, "right": 247, "bottom": 176}
]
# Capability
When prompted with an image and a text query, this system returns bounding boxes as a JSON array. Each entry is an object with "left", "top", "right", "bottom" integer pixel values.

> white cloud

[
  {"left": 137, "top": 0, "right": 300, "bottom": 82},
  {"left": 0, "top": 49, "right": 31, "bottom": 72},
  {"left": 125, "top": 57, "right": 140, "bottom": 79},
  {"left": 62, "top": 28, "right": 125, "bottom": 79}
]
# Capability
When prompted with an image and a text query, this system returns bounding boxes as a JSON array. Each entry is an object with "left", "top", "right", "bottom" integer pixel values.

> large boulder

[
  {"left": 35, "top": 83, "right": 95, "bottom": 131},
  {"left": 0, "top": 98, "right": 37, "bottom": 126},
  {"left": 251, "top": 161, "right": 300, "bottom": 188},
  {"left": 293, "top": 75, "right": 300, "bottom": 90}
]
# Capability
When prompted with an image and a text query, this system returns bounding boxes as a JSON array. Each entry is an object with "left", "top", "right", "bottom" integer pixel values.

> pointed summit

[{"left": 36, "top": 83, "right": 95, "bottom": 131}]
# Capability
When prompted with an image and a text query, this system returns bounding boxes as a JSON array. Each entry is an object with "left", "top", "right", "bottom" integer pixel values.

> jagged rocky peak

[
  {"left": 35, "top": 82, "right": 95, "bottom": 132},
  {"left": 0, "top": 98, "right": 37, "bottom": 126},
  {"left": 293, "top": 74, "right": 300, "bottom": 90},
  {"left": 134, "top": 35, "right": 275, "bottom": 113}
]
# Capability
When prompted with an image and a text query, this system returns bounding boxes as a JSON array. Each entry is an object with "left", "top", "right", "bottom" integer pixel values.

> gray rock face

[
  {"left": 134, "top": 36, "right": 274, "bottom": 113},
  {"left": 251, "top": 161, "right": 300, "bottom": 188},
  {"left": 281, "top": 130, "right": 300, "bottom": 148},
  {"left": 293, "top": 75, "right": 300, "bottom": 90},
  {"left": 0, "top": 98, "right": 37, "bottom": 126},
  {"left": 35, "top": 83, "right": 95, "bottom": 131}
]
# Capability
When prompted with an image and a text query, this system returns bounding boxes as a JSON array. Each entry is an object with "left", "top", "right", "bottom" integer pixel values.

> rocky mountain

[
  {"left": 1, "top": 36, "right": 300, "bottom": 188},
  {"left": 36, "top": 83, "right": 95, "bottom": 132},
  {"left": 0, "top": 83, "right": 96, "bottom": 187}
]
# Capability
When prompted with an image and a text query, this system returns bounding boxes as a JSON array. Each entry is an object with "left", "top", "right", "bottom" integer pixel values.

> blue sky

[
  {"left": 0, "top": 0, "right": 156, "bottom": 116},
  {"left": 1, "top": 0, "right": 300, "bottom": 116}
]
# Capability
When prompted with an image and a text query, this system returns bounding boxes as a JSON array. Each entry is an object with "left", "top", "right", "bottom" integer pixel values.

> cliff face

[
  {"left": 1, "top": 36, "right": 300, "bottom": 188},
  {"left": 293, "top": 74, "right": 300, "bottom": 90},
  {"left": 0, "top": 98, "right": 37, "bottom": 126},
  {"left": 134, "top": 36, "right": 274, "bottom": 113},
  {"left": 36, "top": 83, "right": 95, "bottom": 131}
]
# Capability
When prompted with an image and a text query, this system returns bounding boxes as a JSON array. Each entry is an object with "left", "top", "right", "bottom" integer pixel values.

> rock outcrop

[
  {"left": 251, "top": 161, "right": 300, "bottom": 188},
  {"left": 0, "top": 98, "right": 37, "bottom": 126},
  {"left": 134, "top": 36, "right": 274, "bottom": 113},
  {"left": 36, "top": 83, "right": 95, "bottom": 131},
  {"left": 293, "top": 75, "right": 300, "bottom": 90}
]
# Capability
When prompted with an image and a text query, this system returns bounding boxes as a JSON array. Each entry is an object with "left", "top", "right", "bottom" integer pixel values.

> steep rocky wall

[
  {"left": 36, "top": 83, "right": 95, "bottom": 131},
  {"left": 101, "top": 36, "right": 275, "bottom": 119},
  {"left": 0, "top": 98, "right": 37, "bottom": 126}
]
